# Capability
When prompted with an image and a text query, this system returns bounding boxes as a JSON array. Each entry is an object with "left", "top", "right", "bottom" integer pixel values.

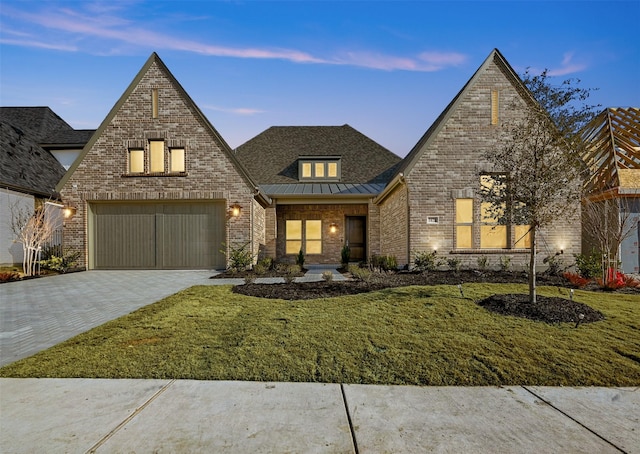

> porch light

[
  {"left": 229, "top": 203, "right": 242, "bottom": 218},
  {"left": 329, "top": 223, "right": 338, "bottom": 234},
  {"left": 63, "top": 206, "right": 77, "bottom": 218}
]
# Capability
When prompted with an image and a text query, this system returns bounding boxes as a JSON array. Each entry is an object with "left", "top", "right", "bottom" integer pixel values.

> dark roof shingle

[{"left": 235, "top": 125, "right": 402, "bottom": 185}]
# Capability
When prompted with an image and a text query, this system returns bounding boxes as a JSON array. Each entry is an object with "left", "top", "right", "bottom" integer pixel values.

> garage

[{"left": 90, "top": 202, "right": 226, "bottom": 269}]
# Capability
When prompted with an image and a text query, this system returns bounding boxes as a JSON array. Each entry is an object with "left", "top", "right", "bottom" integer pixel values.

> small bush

[
  {"left": 221, "top": 242, "right": 253, "bottom": 272},
  {"left": 370, "top": 254, "right": 397, "bottom": 272},
  {"left": 341, "top": 244, "right": 351, "bottom": 266},
  {"left": 258, "top": 257, "right": 274, "bottom": 270},
  {"left": 499, "top": 256, "right": 512, "bottom": 272},
  {"left": 624, "top": 275, "right": 640, "bottom": 289},
  {"left": 543, "top": 253, "right": 564, "bottom": 275},
  {"left": 253, "top": 263, "right": 267, "bottom": 275},
  {"left": 563, "top": 271, "right": 590, "bottom": 288},
  {"left": 447, "top": 257, "right": 462, "bottom": 273},
  {"left": 476, "top": 255, "right": 489, "bottom": 271},
  {"left": 575, "top": 252, "right": 602, "bottom": 279},
  {"left": 321, "top": 271, "right": 334, "bottom": 282},
  {"left": 283, "top": 265, "right": 300, "bottom": 284},
  {"left": 0, "top": 271, "right": 21, "bottom": 283},
  {"left": 244, "top": 275, "right": 256, "bottom": 284},
  {"left": 413, "top": 250, "right": 441, "bottom": 272},
  {"left": 349, "top": 265, "right": 372, "bottom": 282},
  {"left": 296, "top": 250, "right": 305, "bottom": 268},
  {"left": 39, "top": 249, "right": 80, "bottom": 273}
]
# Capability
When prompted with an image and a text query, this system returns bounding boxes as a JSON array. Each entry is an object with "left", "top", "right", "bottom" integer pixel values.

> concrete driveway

[{"left": 0, "top": 270, "right": 214, "bottom": 367}]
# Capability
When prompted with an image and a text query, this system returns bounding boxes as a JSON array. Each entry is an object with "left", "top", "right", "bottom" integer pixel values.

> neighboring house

[
  {"left": 235, "top": 125, "right": 402, "bottom": 263},
  {"left": 56, "top": 53, "right": 270, "bottom": 270},
  {"left": 581, "top": 107, "right": 640, "bottom": 274},
  {"left": 373, "top": 49, "right": 582, "bottom": 269},
  {"left": 0, "top": 107, "right": 82, "bottom": 266}
]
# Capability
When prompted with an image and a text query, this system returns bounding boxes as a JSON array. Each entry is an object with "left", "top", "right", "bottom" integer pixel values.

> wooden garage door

[{"left": 92, "top": 202, "right": 226, "bottom": 269}]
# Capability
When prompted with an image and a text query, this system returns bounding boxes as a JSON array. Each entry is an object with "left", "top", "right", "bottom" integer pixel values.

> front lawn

[{"left": 1, "top": 283, "right": 638, "bottom": 386}]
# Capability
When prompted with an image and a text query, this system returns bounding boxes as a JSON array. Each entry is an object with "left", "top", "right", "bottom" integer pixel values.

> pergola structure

[
  {"left": 580, "top": 107, "right": 640, "bottom": 274},
  {"left": 582, "top": 107, "right": 640, "bottom": 199}
]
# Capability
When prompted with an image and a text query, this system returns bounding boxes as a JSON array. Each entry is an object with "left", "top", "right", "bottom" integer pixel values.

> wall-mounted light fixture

[
  {"left": 63, "top": 206, "right": 77, "bottom": 219},
  {"left": 329, "top": 223, "right": 338, "bottom": 234},
  {"left": 229, "top": 203, "right": 242, "bottom": 218}
]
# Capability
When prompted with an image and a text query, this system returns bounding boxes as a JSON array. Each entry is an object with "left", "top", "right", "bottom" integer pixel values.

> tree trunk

[{"left": 529, "top": 224, "right": 537, "bottom": 304}]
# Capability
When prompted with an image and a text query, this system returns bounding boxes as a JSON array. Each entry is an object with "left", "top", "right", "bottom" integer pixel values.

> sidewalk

[{"left": 1, "top": 379, "right": 637, "bottom": 453}]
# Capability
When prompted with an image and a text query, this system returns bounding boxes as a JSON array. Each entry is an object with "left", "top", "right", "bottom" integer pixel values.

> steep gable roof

[
  {"left": 0, "top": 120, "right": 66, "bottom": 197},
  {"left": 581, "top": 107, "right": 640, "bottom": 194},
  {"left": 235, "top": 125, "right": 402, "bottom": 186},
  {"left": 376, "top": 49, "right": 532, "bottom": 202},
  {"left": 56, "top": 53, "right": 266, "bottom": 203}
]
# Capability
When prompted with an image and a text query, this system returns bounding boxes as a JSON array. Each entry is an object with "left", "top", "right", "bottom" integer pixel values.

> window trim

[
  {"left": 285, "top": 219, "right": 323, "bottom": 255},
  {"left": 298, "top": 157, "right": 341, "bottom": 182}
]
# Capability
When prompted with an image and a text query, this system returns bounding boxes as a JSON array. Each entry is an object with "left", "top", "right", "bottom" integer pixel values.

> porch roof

[{"left": 260, "top": 182, "right": 386, "bottom": 197}]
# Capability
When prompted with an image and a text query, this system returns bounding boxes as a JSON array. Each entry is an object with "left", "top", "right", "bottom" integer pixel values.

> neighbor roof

[
  {"left": 0, "top": 120, "right": 66, "bottom": 197},
  {"left": 581, "top": 107, "right": 640, "bottom": 194},
  {"left": 0, "top": 107, "right": 74, "bottom": 142},
  {"left": 234, "top": 125, "right": 402, "bottom": 188}
]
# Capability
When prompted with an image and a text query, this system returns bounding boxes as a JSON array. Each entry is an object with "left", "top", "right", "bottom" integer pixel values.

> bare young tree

[
  {"left": 582, "top": 196, "right": 638, "bottom": 281},
  {"left": 481, "top": 70, "right": 598, "bottom": 303},
  {"left": 10, "top": 200, "right": 56, "bottom": 276}
]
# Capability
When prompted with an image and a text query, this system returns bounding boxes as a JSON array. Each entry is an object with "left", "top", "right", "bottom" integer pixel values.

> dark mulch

[{"left": 477, "top": 294, "right": 605, "bottom": 324}]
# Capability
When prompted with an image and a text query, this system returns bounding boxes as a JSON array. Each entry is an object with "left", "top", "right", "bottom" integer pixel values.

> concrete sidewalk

[{"left": 1, "top": 379, "right": 637, "bottom": 453}]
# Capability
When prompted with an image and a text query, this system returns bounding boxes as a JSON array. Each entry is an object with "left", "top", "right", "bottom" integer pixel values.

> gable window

[
  {"left": 149, "top": 140, "right": 165, "bottom": 173},
  {"left": 491, "top": 89, "right": 499, "bottom": 125},
  {"left": 170, "top": 148, "right": 185, "bottom": 173},
  {"left": 129, "top": 148, "right": 144, "bottom": 174},
  {"left": 286, "top": 219, "right": 322, "bottom": 255},
  {"left": 298, "top": 157, "right": 341, "bottom": 181},
  {"left": 152, "top": 88, "right": 159, "bottom": 119}
]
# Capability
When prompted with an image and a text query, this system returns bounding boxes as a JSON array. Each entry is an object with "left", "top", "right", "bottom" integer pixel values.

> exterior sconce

[
  {"left": 63, "top": 206, "right": 77, "bottom": 218},
  {"left": 229, "top": 203, "right": 242, "bottom": 218},
  {"left": 329, "top": 223, "right": 338, "bottom": 234}
]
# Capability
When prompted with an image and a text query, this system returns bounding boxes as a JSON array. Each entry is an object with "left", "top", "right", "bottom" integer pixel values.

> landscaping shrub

[
  {"left": 499, "top": 255, "right": 512, "bottom": 272},
  {"left": 477, "top": 255, "right": 489, "bottom": 271},
  {"left": 369, "top": 254, "right": 397, "bottom": 272},
  {"left": 0, "top": 271, "right": 21, "bottom": 283},
  {"left": 257, "top": 257, "right": 273, "bottom": 270},
  {"left": 283, "top": 265, "right": 300, "bottom": 284},
  {"left": 575, "top": 252, "right": 602, "bottom": 279},
  {"left": 296, "top": 250, "right": 305, "bottom": 268},
  {"left": 253, "top": 263, "right": 268, "bottom": 276},
  {"left": 341, "top": 244, "right": 350, "bottom": 266},
  {"left": 348, "top": 264, "right": 372, "bottom": 282},
  {"left": 447, "top": 257, "right": 462, "bottom": 273},
  {"left": 563, "top": 272, "right": 590, "bottom": 288},
  {"left": 321, "top": 271, "right": 333, "bottom": 282},
  {"left": 413, "top": 250, "right": 441, "bottom": 272},
  {"left": 221, "top": 242, "right": 253, "bottom": 272},
  {"left": 543, "top": 253, "right": 564, "bottom": 275},
  {"left": 39, "top": 249, "right": 80, "bottom": 273},
  {"left": 244, "top": 275, "right": 256, "bottom": 284}
]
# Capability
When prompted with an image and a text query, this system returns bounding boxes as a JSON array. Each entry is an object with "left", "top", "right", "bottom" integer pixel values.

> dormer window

[{"left": 298, "top": 156, "right": 341, "bottom": 181}]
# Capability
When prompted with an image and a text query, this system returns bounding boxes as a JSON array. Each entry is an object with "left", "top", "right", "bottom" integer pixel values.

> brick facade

[
  {"left": 377, "top": 52, "right": 581, "bottom": 270},
  {"left": 59, "top": 56, "right": 260, "bottom": 269}
]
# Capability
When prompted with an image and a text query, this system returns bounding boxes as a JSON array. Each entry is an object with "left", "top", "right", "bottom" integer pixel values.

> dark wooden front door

[{"left": 346, "top": 216, "right": 366, "bottom": 262}]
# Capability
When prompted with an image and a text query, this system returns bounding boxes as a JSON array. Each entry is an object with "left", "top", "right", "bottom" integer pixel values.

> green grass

[{"left": 1, "top": 283, "right": 639, "bottom": 386}]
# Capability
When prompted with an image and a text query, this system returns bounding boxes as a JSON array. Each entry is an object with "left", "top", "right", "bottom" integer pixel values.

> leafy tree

[{"left": 480, "top": 70, "right": 599, "bottom": 303}]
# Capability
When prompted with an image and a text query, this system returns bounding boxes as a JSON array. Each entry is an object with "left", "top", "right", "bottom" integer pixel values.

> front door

[{"left": 346, "top": 216, "right": 366, "bottom": 262}]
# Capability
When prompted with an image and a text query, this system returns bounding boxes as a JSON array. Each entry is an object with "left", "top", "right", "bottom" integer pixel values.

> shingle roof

[
  {"left": 0, "top": 107, "right": 73, "bottom": 142},
  {"left": 234, "top": 125, "right": 402, "bottom": 186},
  {"left": 0, "top": 120, "right": 66, "bottom": 197}
]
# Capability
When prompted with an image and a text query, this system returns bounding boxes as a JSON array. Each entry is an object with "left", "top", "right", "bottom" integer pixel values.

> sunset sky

[{"left": 1, "top": 0, "right": 638, "bottom": 156}]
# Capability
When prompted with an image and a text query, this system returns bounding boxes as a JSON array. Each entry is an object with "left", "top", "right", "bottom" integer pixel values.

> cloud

[
  {"left": 0, "top": 38, "right": 77, "bottom": 52},
  {"left": 546, "top": 52, "right": 588, "bottom": 76},
  {"left": 0, "top": 4, "right": 467, "bottom": 72},
  {"left": 202, "top": 105, "right": 265, "bottom": 116}
]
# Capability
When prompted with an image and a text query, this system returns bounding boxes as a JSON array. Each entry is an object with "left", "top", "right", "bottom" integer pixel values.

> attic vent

[{"left": 491, "top": 90, "right": 499, "bottom": 125}]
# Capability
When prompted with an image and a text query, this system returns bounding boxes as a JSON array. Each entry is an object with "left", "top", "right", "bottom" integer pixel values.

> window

[
  {"left": 286, "top": 220, "right": 322, "bottom": 255},
  {"left": 286, "top": 220, "right": 302, "bottom": 255},
  {"left": 129, "top": 149, "right": 144, "bottom": 173},
  {"left": 149, "top": 140, "right": 164, "bottom": 173},
  {"left": 298, "top": 158, "right": 341, "bottom": 181},
  {"left": 456, "top": 199, "right": 473, "bottom": 248},
  {"left": 152, "top": 88, "right": 159, "bottom": 118},
  {"left": 306, "top": 220, "right": 322, "bottom": 254},
  {"left": 491, "top": 90, "right": 499, "bottom": 125},
  {"left": 170, "top": 148, "right": 185, "bottom": 173},
  {"left": 480, "top": 175, "right": 507, "bottom": 248}
]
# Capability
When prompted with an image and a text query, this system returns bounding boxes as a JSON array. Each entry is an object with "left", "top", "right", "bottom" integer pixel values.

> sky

[{"left": 1, "top": 0, "right": 639, "bottom": 157}]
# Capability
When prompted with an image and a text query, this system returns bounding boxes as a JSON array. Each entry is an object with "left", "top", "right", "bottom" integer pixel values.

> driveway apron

[{"left": 0, "top": 270, "right": 214, "bottom": 367}]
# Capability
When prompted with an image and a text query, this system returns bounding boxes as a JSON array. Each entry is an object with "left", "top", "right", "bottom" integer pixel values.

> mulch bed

[{"left": 229, "top": 269, "right": 618, "bottom": 325}]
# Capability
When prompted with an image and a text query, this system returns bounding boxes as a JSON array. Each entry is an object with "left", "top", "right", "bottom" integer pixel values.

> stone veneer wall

[{"left": 59, "top": 60, "right": 259, "bottom": 269}]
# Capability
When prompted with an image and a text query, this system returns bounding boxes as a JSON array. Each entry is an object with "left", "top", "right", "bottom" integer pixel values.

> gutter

[{"left": 373, "top": 172, "right": 406, "bottom": 205}]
